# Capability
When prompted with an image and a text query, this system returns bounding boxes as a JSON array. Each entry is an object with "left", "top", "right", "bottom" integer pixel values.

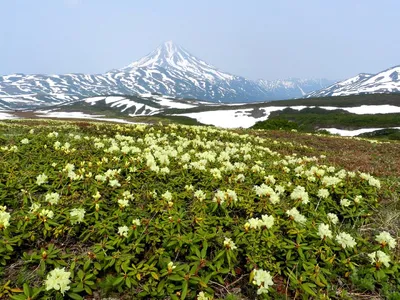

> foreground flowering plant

[{"left": 0, "top": 120, "right": 397, "bottom": 299}]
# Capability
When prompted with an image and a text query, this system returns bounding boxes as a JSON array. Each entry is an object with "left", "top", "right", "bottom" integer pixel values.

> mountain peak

[
  {"left": 122, "top": 41, "right": 193, "bottom": 70},
  {"left": 120, "top": 41, "right": 236, "bottom": 81}
]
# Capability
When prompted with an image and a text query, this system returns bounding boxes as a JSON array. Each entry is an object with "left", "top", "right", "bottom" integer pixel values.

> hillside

[
  {"left": 308, "top": 66, "right": 400, "bottom": 97},
  {"left": 0, "top": 119, "right": 399, "bottom": 299}
]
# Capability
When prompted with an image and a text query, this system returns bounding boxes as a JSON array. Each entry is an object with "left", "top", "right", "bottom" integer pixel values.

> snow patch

[{"left": 320, "top": 127, "right": 400, "bottom": 137}]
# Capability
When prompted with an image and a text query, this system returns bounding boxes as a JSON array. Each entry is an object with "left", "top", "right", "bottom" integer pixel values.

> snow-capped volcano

[
  {"left": 0, "top": 41, "right": 334, "bottom": 109},
  {"left": 122, "top": 40, "right": 233, "bottom": 81},
  {"left": 307, "top": 66, "right": 400, "bottom": 97}
]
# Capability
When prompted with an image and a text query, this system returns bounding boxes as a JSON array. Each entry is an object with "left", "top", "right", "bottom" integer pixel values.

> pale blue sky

[{"left": 1, "top": 0, "right": 399, "bottom": 80}]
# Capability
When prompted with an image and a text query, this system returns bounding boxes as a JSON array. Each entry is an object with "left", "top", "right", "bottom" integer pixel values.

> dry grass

[{"left": 248, "top": 130, "right": 400, "bottom": 177}]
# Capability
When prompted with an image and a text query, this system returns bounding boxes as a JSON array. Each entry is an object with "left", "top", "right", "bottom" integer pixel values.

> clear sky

[{"left": 1, "top": 0, "right": 399, "bottom": 80}]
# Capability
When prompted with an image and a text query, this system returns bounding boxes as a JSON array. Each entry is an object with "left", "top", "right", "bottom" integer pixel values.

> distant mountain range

[
  {"left": 0, "top": 41, "right": 334, "bottom": 109},
  {"left": 307, "top": 66, "right": 400, "bottom": 97},
  {"left": 1, "top": 41, "right": 399, "bottom": 110}
]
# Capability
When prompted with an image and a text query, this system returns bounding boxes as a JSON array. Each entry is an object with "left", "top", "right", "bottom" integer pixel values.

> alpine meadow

[
  {"left": 1, "top": 1, "right": 400, "bottom": 299},
  {"left": 0, "top": 119, "right": 399, "bottom": 299}
]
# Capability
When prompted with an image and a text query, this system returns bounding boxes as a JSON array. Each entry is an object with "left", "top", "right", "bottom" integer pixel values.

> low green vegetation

[
  {"left": 251, "top": 108, "right": 400, "bottom": 135},
  {"left": 251, "top": 119, "right": 299, "bottom": 131},
  {"left": 169, "top": 93, "right": 400, "bottom": 115},
  {"left": 358, "top": 129, "right": 400, "bottom": 141},
  {"left": 0, "top": 120, "right": 399, "bottom": 299}
]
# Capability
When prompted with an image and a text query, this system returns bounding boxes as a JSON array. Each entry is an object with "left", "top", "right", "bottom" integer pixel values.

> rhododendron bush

[{"left": 0, "top": 120, "right": 398, "bottom": 299}]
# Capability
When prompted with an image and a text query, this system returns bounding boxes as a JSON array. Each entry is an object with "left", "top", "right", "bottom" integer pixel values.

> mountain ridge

[
  {"left": 307, "top": 65, "right": 400, "bottom": 97},
  {"left": 0, "top": 41, "right": 334, "bottom": 109}
]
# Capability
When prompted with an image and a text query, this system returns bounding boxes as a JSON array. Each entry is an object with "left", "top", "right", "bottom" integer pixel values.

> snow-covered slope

[
  {"left": 0, "top": 41, "right": 333, "bottom": 109},
  {"left": 258, "top": 78, "right": 336, "bottom": 99},
  {"left": 307, "top": 66, "right": 400, "bottom": 97},
  {"left": 41, "top": 94, "right": 217, "bottom": 118}
]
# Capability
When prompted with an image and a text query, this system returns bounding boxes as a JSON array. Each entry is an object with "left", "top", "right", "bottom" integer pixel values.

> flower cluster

[
  {"left": 70, "top": 208, "right": 85, "bottom": 224},
  {"left": 44, "top": 267, "right": 71, "bottom": 295},
  {"left": 290, "top": 186, "right": 309, "bottom": 204},
  {"left": 375, "top": 231, "right": 396, "bottom": 249},
  {"left": 0, "top": 206, "right": 11, "bottom": 229},
  {"left": 286, "top": 207, "right": 307, "bottom": 224},
  {"left": 368, "top": 250, "right": 391, "bottom": 268},
  {"left": 223, "top": 237, "right": 237, "bottom": 250},
  {"left": 252, "top": 268, "right": 274, "bottom": 294},
  {"left": 335, "top": 232, "right": 357, "bottom": 249},
  {"left": 246, "top": 214, "right": 274, "bottom": 230}
]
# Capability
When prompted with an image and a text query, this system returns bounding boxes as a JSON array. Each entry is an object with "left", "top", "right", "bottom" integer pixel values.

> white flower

[
  {"left": 368, "top": 250, "right": 391, "bottom": 268},
  {"left": 252, "top": 269, "right": 274, "bottom": 294},
  {"left": 21, "top": 138, "right": 29, "bottom": 144},
  {"left": 70, "top": 208, "right": 85, "bottom": 224},
  {"left": 264, "top": 175, "right": 276, "bottom": 185},
  {"left": 132, "top": 219, "right": 141, "bottom": 226},
  {"left": 47, "top": 131, "right": 59, "bottom": 138},
  {"left": 30, "top": 202, "right": 41, "bottom": 213},
  {"left": 322, "top": 176, "right": 341, "bottom": 187},
  {"left": 194, "top": 190, "right": 206, "bottom": 202},
  {"left": 197, "top": 291, "right": 210, "bottom": 300},
  {"left": 226, "top": 189, "right": 238, "bottom": 202},
  {"left": 317, "top": 223, "right": 332, "bottom": 239},
  {"left": 118, "top": 199, "right": 129, "bottom": 208},
  {"left": 63, "top": 163, "right": 75, "bottom": 173},
  {"left": 354, "top": 195, "right": 362, "bottom": 204},
  {"left": 286, "top": 207, "right": 307, "bottom": 224},
  {"left": 167, "top": 261, "right": 176, "bottom": 271},
  {"left": 290, "top": 186, "right": 309, "bottom": 204},
  {"left": 45, "top": 192, "right": 60, "bottom": 205},
  {"left": 235, "top": 174, "right": 245, "bottom": 182},
  {"left": 36, "top": 173, "right": 48, "bottom": 186},
  {"left": 336, "top": 232, "right": 356, "bottom": 248},
  {"left": 340, "top": 198, "right": 351, "bottom": 207},
  {"left": 54, "top": 141, "right": 61, "bottom": 149},
  {"left": 185, "top": 184, "right": 194, "bottom": 191},
  {"left": 45, "top": 267, "right": 71, "bottom": 295},
  {"left": 327, "top": 213, "right": 339, "bottom": 225},
  {"left": 359, "top": 173, "right": 381, "bottom": 189},
  {"left": 40, "top": 209, "right": 54, "bottom": 219},
  {"left": 118, "top": 225, "right": 129, "bottom": 237},
  {"left": 375, "top": 231, "right": 396, "bottom": 249},
  {"left": 223, "top": 237, "right": 237, "bottom": 250},
  {"left": 122, "top": 191, "right": 134, "bottom": 200},
  {"left": 260, "top": 214, "right": 274, "bottom": 229},
  {"left": 275, "top": 185, "right": 285, "bottom": 195},
  {"left": 0, "top": 208, "right": 11, "bottom": 229},
  {"left": 109, "top": 179, "right": 121, "bottom": 187},
  {"left": 212, "top": 190, "right": 226, "bottom": 204},
  {"left": 162, "top": 191, "right": 172, "bottom": 201},
  {"left": 368, "top": 177, "right": 381, "bottom": 189},
  {"left": 248, "top": 218, "right": 263, "bottom": 229},
  {"left": 92, "top": 191, "right": 101, "bottom": 200},
  {"left": 317, "top": 189, "right": 329, "bottom": 199}
]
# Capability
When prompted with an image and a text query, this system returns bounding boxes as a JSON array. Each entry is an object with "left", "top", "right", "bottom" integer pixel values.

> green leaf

[
  {"left": 84, "top": 285, "right": 92, "bottom": 295},
  {"left": 112, "top": 276, "right": 124, "bottom": 286},
  {"left": 23, "top": 283, "right": 30, "bottom": 296},
  {"left": 67, "top": 292, "right": 83, "bottom": 300},
  {"left": 168, "top": 274, "right": 183, "bottom": 281},
  {"left": 77, "top": 269, "right": 85, "bottom": 280},
  {"left": 151, "top": 272, "right": 159, "bottom": 280},
  {"left": 301, "top": 283, "right": 317, "bottom": 296},
  {"left": 126, "top": 277, "right": 132, "bottom": 288},
  {"left": 10, "top": 296, "right": 26, "bottom": 300},
  {"left": 181, "top": 281, "right": 188, "bottom": 300},
  {"left": 83, "top": 260, "right": 91, "bottom": 271}
]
